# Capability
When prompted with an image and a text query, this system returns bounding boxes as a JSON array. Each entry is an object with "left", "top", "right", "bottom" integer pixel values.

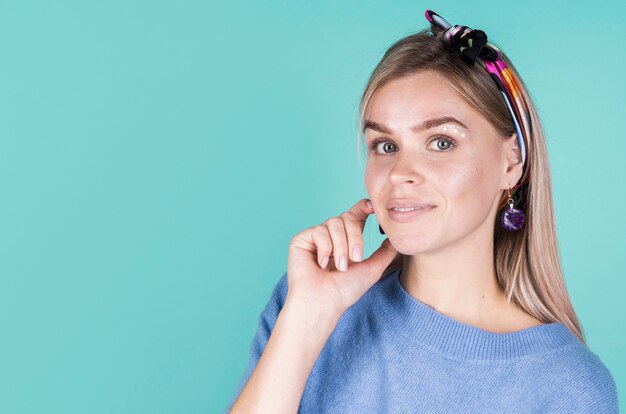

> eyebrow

[{"left": 362, "top": 116, "right": 469, "bottom": 135}]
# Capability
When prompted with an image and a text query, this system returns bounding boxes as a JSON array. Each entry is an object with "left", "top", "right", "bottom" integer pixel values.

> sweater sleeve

[
  {"left": 222, "top": 271, "right": 289, "bottom": 414},
  {"left": 549, "top": 351, "right": 620, "bottom": 413}
]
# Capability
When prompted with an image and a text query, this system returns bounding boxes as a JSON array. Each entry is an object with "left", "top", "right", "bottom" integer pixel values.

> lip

[
  {"left": 386, "top": 198, "right": 436, "bottom": 210},
  {"left": 387, "top": 205, "right": 435, "bottom": 223}
]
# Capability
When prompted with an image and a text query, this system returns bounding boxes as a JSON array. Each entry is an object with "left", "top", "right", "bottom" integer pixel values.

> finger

[
  {"left": 311, "top": 225, "right": 333, "bottom": 269},
  {"left": 339, "top": 210, "right": 365, "bottom": 263},
  {"left": 363, "top": 238, "right": 399, "bottom": 282},
  {"left": 324, "top": 216, "right": 349, "bottom": 272},
  {"left": 345, "top": 198, "right": 376, "bottom": 233}
]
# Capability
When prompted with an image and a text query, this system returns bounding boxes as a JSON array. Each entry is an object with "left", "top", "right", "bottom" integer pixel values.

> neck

[{"left": 400, "top": 218, "right": 511, "bottom": 329}]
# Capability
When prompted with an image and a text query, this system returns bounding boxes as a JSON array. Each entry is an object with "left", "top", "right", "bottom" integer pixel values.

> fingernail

[
  {"left": 352, "top": 246, "right": 362, "bottom": 262},
  {"left": 339, "top": 256, "right": 347, "bottom": 271},
  {"left": 366, "top": 200, "right": 372, "bottom": 209},
  {"left": 321, "top": 256, "right": 329, "bottom": 269}
]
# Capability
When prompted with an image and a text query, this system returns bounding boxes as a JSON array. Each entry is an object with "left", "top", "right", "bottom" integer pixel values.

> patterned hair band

[{"left": 425, "top": 10, "right": 530, "bottom": 187}]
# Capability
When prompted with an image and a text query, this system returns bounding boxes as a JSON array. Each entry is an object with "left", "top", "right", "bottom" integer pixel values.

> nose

[{"left": 387, "top": 150, "right": 425, "bottom": 186}]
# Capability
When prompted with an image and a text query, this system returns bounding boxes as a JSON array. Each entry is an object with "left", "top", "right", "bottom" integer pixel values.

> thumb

[{"left": 364, "top": 238, "right": 399, "bottom": 280}]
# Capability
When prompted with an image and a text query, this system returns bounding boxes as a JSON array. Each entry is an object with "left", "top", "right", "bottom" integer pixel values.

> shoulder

[
  {"left": 272, "top": 271, "right": 289, "bottom": 304},
  {"left": 261, "top": 271, "right": 289, "bottom": 321},
  {"left": 331, "top": 273, "right": 393, "bottom": 333},
  {"left": 543, "top": 343, "right": 619, "bottom": 413}
]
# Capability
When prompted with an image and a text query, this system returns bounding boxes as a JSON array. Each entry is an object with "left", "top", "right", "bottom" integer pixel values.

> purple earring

[
  {"left": 379, "top": 224, "right": 385, "bottom": 235},
  {"left": 501, "top": 186, "right": 525, "bottom": 231}
]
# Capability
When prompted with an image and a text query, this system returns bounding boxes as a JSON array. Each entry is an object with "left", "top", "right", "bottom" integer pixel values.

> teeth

[{"left": 391, "top": 207, "right": 422, "bottom": 212}]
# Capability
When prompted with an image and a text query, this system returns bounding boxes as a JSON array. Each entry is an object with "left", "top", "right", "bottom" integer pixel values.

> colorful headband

[{"left": 425, "top": 10, "right": 530, "bottom": 186}]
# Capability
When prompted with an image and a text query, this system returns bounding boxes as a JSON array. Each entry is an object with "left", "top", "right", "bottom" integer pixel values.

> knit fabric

[{"left": 224, "top": 268, "right": 619, "bottom": 413}]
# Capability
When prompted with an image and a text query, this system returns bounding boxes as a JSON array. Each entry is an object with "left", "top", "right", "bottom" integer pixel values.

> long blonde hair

[{"left": 356, "top": 28, "right": 585, "bottom": 344}]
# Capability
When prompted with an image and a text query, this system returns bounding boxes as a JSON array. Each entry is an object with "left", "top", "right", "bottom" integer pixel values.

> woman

[{"left": 225, "top": 10, "right": 618, "bottom": 413}]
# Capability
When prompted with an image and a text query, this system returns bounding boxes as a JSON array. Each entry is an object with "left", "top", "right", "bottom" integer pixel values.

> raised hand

[{"left": 286, "top": 198, "right": 399, "bottom": 316}]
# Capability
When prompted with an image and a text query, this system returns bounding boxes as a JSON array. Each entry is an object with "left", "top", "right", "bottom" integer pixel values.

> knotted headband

[{"left": 425, "top": 10, "right": 530, "bottom": 187}]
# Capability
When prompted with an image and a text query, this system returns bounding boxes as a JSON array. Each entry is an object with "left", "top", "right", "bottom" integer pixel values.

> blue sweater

[{"left": 224, "top": 268, "right": 619, "bottom": 413}]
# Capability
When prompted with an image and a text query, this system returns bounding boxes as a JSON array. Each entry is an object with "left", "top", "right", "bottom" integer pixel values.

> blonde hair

[{"left": 356, "top": 28, "right": 585, "bottom": 344}]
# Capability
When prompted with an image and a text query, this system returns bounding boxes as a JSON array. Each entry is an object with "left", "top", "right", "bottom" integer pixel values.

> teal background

[{"left": 1, "top": 0, "right": 624, "bottom": 412}]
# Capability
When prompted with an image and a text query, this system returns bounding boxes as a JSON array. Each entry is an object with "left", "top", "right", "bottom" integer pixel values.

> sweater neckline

[{"left": 375, "top": 268, "right": 580, "bottom": 361}]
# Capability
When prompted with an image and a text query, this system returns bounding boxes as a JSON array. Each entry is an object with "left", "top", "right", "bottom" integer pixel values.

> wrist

[{"left": 281, "top": 296, "right": 343, "bottom": 337}]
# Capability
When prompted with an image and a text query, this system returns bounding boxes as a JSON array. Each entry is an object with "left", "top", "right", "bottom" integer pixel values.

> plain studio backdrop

[{"left": 0, "top": 0, "right": 624, "bottom": 413}]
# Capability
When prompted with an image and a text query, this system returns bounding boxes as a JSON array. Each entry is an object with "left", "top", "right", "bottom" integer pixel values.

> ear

[{"left": 501, "top": 132, "right": 523, "bottom": 189}]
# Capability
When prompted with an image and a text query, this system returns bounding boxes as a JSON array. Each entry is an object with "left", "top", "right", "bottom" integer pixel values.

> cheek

[
  {"left": 438, "top": 154, "right": 500, "bottom": 216},
  {"left": 441, "top": 162, "right": 480, "bottom": 194},
  {"left": 364, "top": 163, "right": 386, "bottom": 195}
]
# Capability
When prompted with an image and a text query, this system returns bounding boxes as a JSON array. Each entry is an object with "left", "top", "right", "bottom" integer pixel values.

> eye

[
  {"left": 367, "top": 137, "right": 397, "bottom": 155},
  {"left": 428, "top": 136, "right": 456, "bottom": 152},
  {"left": 367, "top": 136, "right": 456, "bottom": 156}
]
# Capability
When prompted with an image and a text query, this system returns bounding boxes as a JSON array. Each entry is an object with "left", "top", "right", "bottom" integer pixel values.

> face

[{"left": 364, "top": 70, "right": 516, "bottom": 255}]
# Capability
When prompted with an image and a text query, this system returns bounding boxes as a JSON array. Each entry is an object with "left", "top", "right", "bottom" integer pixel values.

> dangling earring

[
  {"left": 501, "top": 186, "right": 526, "bottom": 231},
  {"left": 379, "top": 224, "right": 386, "bottom": 235}
]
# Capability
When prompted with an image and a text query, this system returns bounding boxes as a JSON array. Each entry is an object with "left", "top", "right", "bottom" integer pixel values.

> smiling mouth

[
  {"left": 388, "top": 207, "right": 426, "bottom": 212},
  {"left": 387, "top": 205, "right": 435, "bottom": 223}
]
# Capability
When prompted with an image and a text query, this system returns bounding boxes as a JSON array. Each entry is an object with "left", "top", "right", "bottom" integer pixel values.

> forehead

[{"left": 365, "top": 71, "right": 475, "bottom": 123}]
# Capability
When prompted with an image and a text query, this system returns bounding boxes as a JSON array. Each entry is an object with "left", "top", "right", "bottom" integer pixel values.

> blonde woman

[{"left": 225, "top": 10, "right": 618, "bottom": 413}]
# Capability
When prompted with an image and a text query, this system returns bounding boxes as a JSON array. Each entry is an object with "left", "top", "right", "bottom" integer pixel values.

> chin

[{"left": 387, "top": 233, "right": 436, "bottom": 256}]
